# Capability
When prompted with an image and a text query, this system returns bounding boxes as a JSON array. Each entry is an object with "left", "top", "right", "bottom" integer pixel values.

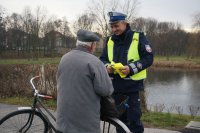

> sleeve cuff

[
  {"left": 129, "top": 62, "right": 138, "bottom": 74},
  {"left": 105, "top": 63, "right": 110, "bottom": 67}
]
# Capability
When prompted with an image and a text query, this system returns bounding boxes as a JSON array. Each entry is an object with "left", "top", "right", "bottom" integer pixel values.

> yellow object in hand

[{"left": 111, "top": 63, "right": 127, "bottom": 78}]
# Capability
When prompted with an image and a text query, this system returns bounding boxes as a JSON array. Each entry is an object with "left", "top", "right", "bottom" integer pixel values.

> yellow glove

[{"left": 111, "top": 63, "right": 127, "bottom": 78}]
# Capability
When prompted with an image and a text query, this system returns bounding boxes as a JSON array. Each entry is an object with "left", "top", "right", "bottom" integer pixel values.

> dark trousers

[{"left": 116, "top": 92, "right": 144, "bottom": 133}]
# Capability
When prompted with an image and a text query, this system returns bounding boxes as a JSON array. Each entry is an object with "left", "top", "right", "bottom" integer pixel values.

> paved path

[
  {"left": 0, "top": 103, "right": 182, "bottom": 133},
  {"left": 0, "top": 103, "right": 18, "bottom": 119},
  {"left": 144, "top": 128, "right": 181, "bottom": 133}
]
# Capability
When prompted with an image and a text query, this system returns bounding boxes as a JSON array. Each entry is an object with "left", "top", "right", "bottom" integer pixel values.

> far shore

[{"left": 152, "top": 60, "right": 200, "bottom": 69}]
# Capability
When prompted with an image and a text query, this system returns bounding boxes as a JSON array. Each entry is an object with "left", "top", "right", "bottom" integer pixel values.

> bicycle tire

[
  {"left": 101, "top": 117, "right": 130, "bottom": 133},
  {"left": 0, "top": 109, "right": 48, "bottom": 133}
]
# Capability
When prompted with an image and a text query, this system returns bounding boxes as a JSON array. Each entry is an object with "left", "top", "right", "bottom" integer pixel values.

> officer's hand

[
  {"left": 120, "top": 65, "right": 130, "bottom": 75},
  {"left": 106, "top": 65, "right": 114, "bottom": 74}
]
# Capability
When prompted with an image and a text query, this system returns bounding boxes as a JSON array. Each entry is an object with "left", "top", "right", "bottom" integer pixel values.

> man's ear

[
  {"left": 87, "top": 43, "right": 93, "bottom": 53},
  {"left": 91, "top": 42, "right": 97, "bottom": 52}
]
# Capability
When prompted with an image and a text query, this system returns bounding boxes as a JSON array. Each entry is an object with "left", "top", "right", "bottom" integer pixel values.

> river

[{"left": 145, "top": 67, "right": 200, "bottom": 115}]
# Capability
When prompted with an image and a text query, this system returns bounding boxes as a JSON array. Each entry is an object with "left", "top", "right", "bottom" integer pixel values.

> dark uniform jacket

[{"left": 100, "top": 24, "right": 153, "bottom": 93}]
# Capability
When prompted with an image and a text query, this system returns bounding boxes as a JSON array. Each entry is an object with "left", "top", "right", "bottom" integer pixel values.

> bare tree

[
  {"left": 88, "top": 0, "right": 109, "bottom": 37},
  {"left": 34, "top": 6, "right": 47, "bottom": 37},
  {"left": 42, "top": 15, "right": 58, "bottom": 34},
  {"left": 61, "top": 17, "right": 71, "bottom": 37},
  {"left": 88, "top": 0, "right": 140, "bottom": 37},
  {"left": 27, "top": 6, "right": 47, "bottom": 59},
  {"left": 22, "top": 7, "right": 32, "bottom": 35},
  {"left": 54, "top": 19, "right": 62, "bottom": 32},
  {"left": 60, "top": 17, "right": 74, "bottom": 48},
  {"left": 5, "top": 13, "right": 23, "bottom": 30},
  {"left": 0, "top": 5, "right": 6, "bottom": 52},
  {"left": 120, "top": 0, "right": 140, "bottom": 22},
  {"left": 188, "top": 105, "right": 200, "bottom": 118},
  {"left": 73, "top": 13, "right": 95, "bottom": 34},
  {"left": 42, "top": 16, "right": 57, "bottom": 56},
  {"left": 187, "top": 32, "right": 200, "bottom": 58},
  {"left": 131, "top": 17, "right": 146, "bottom": 31},
  {"left": 43, "top": 16, "right": 72, "bottom": 36},
  {"left": 192, "top": 11, "right": 200, "bottom": 31},
  {"left": 42, "top": 16, "right": 74, "bottom": 55},
  {"left": 4, "top": 13, "right": 24, "bottom": 53},
  {"left": 145, "top": 18, "right": 158, "bottom": 36},
  {"left": 21, "top": 7, "right": 34, "bottom": 58},
  {"left": 20, "top": 6, "right": 47, "bottom": 59}
]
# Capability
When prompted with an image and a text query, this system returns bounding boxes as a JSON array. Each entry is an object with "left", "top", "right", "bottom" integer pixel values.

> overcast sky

[{"left": 1, "top": 0, "right": 200, "bottom": 31}]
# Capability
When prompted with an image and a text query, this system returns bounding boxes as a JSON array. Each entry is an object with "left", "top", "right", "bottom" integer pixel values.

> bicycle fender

[
  {"left": 18, "top": 107, "right": 38, "bottom": 112},
  {"left": 108, "top": 117, "right": 131, "bottom": 133},
  {"left": 18, "top": 107, "right": 33, "bottom": 110}
]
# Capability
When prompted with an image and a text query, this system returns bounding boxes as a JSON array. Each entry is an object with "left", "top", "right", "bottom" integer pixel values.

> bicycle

[{"left": 0, "top": 75, "right": 131, "bottom": 133}]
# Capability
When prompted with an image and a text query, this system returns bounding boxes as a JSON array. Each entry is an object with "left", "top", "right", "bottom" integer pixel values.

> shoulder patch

[{"left": 145, "top": 45, "right": 152, "bottom": 53}]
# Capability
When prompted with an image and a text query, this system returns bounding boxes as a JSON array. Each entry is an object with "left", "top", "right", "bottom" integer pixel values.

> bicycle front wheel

[
  {"left": 101, "top": 117, "right": 130, "bottom": 133},
  {"left": 0, "top": 109, "right": 48, "bottom": 133}
]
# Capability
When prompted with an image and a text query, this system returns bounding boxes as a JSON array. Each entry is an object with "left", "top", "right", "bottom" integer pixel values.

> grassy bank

[
  {"left": 153, "top": 56, "right": 200, "bottom": 68},
  {"left": 1, "top": 96, "right": 200, "bottom": 130},
  {"left": 0, "top": 57, "right": 61, "bottom": 65},
  {"left": 0, "top": 96, "right": 56, "bottom": 110},
  {"left": 142, "top": 112, "right": 200, "bottom": 130},
  {"left": 0, "top": 56, "right": 200, "bottom": 69}
]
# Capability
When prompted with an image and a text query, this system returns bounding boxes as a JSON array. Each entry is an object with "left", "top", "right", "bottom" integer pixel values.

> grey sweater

[{"left": 56, "top": 47, "right": 114, "bottom": 133}]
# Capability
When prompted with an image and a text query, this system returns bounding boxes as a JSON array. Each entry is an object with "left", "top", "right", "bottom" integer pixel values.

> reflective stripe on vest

[{"left": 107, "top": 32, "right": 146, "bottom": 80}]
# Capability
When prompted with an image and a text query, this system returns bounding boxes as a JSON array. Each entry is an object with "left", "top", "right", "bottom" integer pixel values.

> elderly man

[
  {"left": 100, "top": 12, "right": 154, "bottom": 133},
  {"left": 56, "top": 29, "right": 114, "bottom": 133}
]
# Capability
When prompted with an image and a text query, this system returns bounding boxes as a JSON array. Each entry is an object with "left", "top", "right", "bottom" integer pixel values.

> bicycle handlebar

[
  {"left": 30, "top": 75, "right": 53, "bottom": 99},
  {"left": 30, "top": 75, "right": 40, "bottom": 92}
]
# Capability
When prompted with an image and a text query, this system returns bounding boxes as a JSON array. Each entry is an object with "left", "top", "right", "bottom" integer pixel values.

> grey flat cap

[{"left": 77, "top": 29, "right": 100, "bottom": 42}]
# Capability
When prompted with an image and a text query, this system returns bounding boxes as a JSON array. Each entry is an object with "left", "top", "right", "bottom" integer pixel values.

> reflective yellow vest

[{"left": 107, "top": 32, "right": 146, "bottom": 80}]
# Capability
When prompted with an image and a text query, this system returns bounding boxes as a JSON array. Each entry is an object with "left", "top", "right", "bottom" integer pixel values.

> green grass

[
  {"left": 154, "top": 56, "right": 200, "bottom": 64},
  {"left": 1, "top": 96, "right": 200, "bottom": 129},
  {"left": 142, "top": 112, "right": 200, "bottom": 129},
  {"left": 0, "top": 57, "right": 61, "bottom": 64},
  {"left": 0, "top": 96, "right": 56, "bottom": 109},
  {"left": 0, "top": 96, "right": 33, "bottom": 106}
]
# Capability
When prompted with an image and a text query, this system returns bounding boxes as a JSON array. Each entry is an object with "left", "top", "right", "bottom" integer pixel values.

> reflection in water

[{"left": 145, "top": 68, "right": 200, "bottom": 115}]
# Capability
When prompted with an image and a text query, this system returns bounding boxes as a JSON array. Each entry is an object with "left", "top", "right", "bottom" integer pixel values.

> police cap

[
  {"left": 77, "top": 29, "right": 100, "bottom": 42},
  {"left": 108, "top": 11, "right": 127, "bottom": 24}
]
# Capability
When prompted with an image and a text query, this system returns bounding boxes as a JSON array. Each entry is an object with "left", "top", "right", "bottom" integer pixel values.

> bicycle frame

[
  {"left": 14, "top": 75, "right": 131, "bottom": 133},
  {"left": 33, "top": 95, "right": 56, "bottom": 131},
  {"left": 19, "top": 75, "right": 57, "bottom": 132}
]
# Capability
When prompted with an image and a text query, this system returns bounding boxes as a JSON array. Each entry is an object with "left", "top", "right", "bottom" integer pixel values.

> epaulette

[
  {"left": 132, "top": 29, "right": 143, "bottom": 33},
  {"left": 133, "top": 30, "right": 147, "bottom": 35}
]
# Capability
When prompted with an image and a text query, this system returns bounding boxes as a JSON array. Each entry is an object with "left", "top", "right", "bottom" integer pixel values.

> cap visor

[{"left": 109, "top": 20, "right": 122, "bottom": 24}]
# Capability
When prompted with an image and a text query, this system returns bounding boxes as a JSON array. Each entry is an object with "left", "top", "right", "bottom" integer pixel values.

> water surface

[{"left": 145, "top": 68, "right": 200, "bottom": 115}]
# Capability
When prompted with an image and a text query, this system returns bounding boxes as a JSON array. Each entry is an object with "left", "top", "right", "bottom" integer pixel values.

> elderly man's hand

[
  {"left": 106, "top": 65, "right": 114, "bottom": 74},
  {"left": 120, "top": 65, "right": 130, "bottom": 75}
]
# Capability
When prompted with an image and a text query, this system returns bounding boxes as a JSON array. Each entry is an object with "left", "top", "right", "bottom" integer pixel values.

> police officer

[
  {"left": 56, "top": 29, "right": 114, "bottom": 133},
  {"left": 100, "top": 11, "right": 154, "bottom": 133}
]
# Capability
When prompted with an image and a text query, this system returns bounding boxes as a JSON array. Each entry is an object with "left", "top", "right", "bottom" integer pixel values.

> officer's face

[{"left": 110, "top": 21, "right": 127, "bottom": 35}]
